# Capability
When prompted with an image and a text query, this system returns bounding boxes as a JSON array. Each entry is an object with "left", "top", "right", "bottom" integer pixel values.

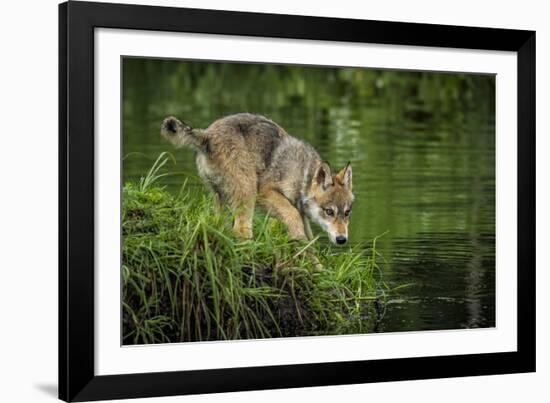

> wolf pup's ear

[
  {"left": 336, "top": 162, "right": 352, "bottom": 190},
  {"left": 314, "top": 162, "right": 333, "bottom": 190}
]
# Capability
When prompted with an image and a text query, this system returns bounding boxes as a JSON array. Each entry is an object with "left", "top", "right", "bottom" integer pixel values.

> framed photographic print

[{"left": 59, "top": 1, "right": 535, "bottom": 401}]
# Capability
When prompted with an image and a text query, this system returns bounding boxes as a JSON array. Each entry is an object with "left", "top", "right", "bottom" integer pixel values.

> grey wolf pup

[{"left": 161, "top": 113, "right": 353, "bottom": 245}]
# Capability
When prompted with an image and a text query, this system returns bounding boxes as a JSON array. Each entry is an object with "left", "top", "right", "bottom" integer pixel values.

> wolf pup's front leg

[
  {"left": 258, "top": 187, "right": 307, "bottom": 240},
  {"left": 303, "top": 216, "right": 314, "bottom": 240}
]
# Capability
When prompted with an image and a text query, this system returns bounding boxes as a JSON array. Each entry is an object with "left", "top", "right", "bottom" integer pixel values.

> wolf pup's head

[{"left": 303, "top": 162, "right": 354, "bottom": 245}]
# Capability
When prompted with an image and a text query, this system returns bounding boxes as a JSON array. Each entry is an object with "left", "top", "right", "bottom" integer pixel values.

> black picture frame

[{"left": 59, "top": 1, "right": 536, "bottom": 401}]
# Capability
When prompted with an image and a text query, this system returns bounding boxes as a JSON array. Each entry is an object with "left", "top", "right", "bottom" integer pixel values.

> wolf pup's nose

[{"left": 335, "top": 236, "right": 347, "bottom": 245}]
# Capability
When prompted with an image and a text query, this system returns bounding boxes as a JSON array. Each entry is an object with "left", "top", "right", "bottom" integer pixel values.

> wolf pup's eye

[
  {"left": 344, "top": 209, "right": 351, "bottom": 217},
  {"left": 324, "top": 208, "right": 334, "bottom": 216}
]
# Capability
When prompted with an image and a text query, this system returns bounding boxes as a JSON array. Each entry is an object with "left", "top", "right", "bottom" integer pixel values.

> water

[{"left": 122, "top": 58, "right": 495, "bottom": 332}]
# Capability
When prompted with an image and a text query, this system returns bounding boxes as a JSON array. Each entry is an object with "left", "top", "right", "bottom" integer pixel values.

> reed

[{"left": 122, "top": 154, "right": 387, "bottom": 344}]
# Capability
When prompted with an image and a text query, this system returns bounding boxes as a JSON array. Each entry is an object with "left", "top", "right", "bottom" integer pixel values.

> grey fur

[{"left": 160, "top": 113, "right": 353, "bottom": 244}]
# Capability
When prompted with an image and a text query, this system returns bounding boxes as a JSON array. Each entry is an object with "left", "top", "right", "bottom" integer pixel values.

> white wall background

[{"left": 0, "top": 0, "right": 546, "bottom": 402}]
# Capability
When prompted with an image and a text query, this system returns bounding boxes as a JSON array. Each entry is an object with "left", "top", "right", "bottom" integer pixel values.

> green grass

[{"left": 122, "top": 153, "right": 388, "bottom": 344}]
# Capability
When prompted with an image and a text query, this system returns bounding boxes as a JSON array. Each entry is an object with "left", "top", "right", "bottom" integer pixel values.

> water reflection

[{"left": 122, "top": 58, "right": 495, "bottom": 332}]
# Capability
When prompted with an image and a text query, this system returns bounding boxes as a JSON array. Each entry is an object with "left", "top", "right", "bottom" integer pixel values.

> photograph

[
  {"left": 121, "top": 57, "right": 496, "bottom": 345},
  {"left": 52, "top": 1, "right": 536, "bottom": 400}
]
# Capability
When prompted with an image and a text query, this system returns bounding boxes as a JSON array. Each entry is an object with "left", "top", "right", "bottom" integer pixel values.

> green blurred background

[{"left": 122, "top": 58, "right": 495, "bottom": 332}]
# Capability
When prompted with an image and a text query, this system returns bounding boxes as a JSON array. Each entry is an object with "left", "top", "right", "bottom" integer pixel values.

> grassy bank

[{"left": 122, "top": 154, "right": 388, "bottom": 344}]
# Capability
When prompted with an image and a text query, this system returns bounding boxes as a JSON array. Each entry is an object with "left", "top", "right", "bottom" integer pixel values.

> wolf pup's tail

[{"left": 161, "top": 116, "right": 208, "bottom": 152}]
